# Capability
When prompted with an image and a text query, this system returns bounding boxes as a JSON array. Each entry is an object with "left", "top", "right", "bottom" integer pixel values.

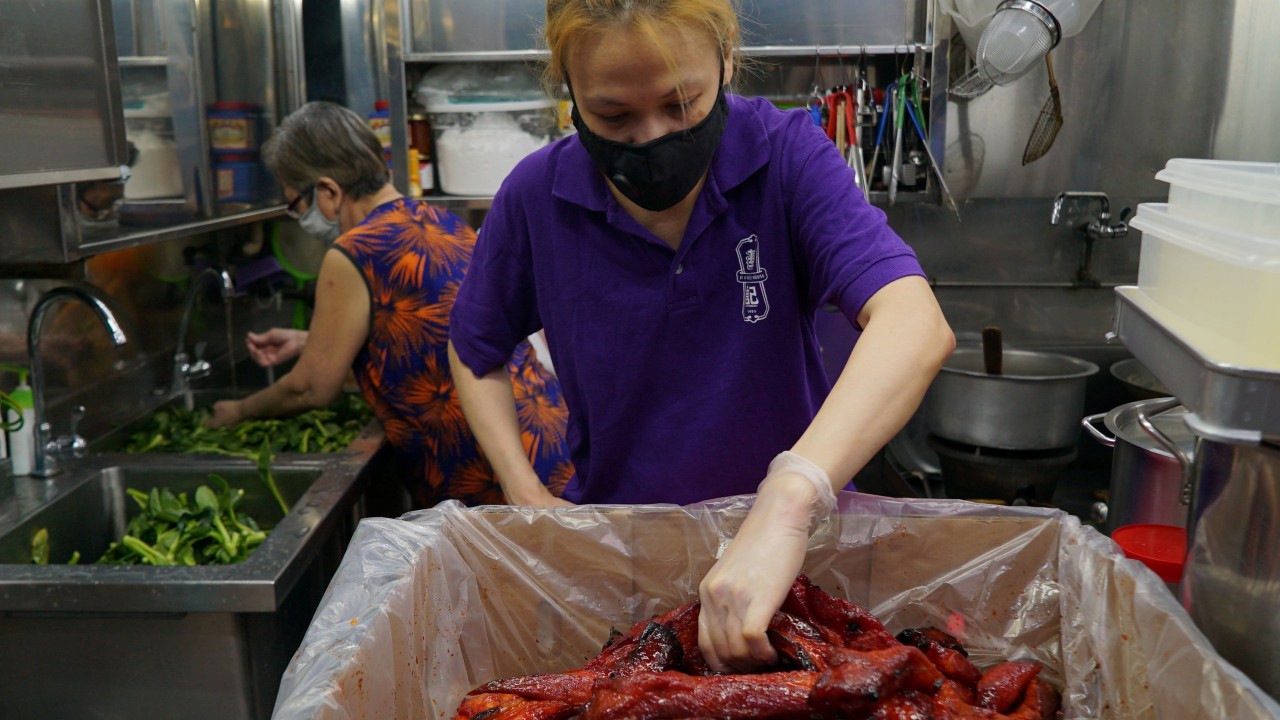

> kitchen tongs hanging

[{"left": 1021, "top": 52, "right": 1063, "bottom": 165}]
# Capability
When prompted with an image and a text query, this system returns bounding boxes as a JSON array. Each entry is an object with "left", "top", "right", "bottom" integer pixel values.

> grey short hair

[{"left": 262, "top": 101, "right": 389, "bottom": 199}]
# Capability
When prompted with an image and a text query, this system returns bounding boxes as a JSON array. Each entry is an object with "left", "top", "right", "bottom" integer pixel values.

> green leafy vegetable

[
  {"left": 31, "top": 528, "right": 49, "bottom": 565},
  {"left": 96, "top": 475, "right": 272, "bottom": 566},
  {"left": 122, "top": 393, "right": 372, "bottom": 456}
]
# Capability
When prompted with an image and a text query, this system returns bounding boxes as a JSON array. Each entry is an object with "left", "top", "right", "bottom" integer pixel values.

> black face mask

[{"left": 571, "top": 87, "right": 729, "bottom": 212}]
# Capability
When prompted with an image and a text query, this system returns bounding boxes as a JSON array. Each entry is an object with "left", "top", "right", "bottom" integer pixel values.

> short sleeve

[
  {"left": 785, "top": 119, "right": 925, "bottom": 326},
  {"left": 448, "top": 186, "right": 541, "bottom": 376}
]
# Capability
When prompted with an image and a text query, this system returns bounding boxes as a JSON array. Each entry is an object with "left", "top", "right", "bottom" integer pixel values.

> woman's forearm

[
  {"left": 448, "top": 341, "right": 549, "bottom": 504},
  {"left": 792, "top": 277, "right": 955, "bottom": 488},
  {"left": 240, "top": 369, "right": 334, "bottom": 420}
]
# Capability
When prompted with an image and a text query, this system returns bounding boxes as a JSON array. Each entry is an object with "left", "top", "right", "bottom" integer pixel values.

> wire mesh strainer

[
  {"left": 1022, "top": 53, "right": 1062, "bottom": 165},
  {"left": 949, "top": 67, "right": 995, "bottom": 100},
  {"left": 975, "top": 0, "right": 1059, "bottom": 85}
]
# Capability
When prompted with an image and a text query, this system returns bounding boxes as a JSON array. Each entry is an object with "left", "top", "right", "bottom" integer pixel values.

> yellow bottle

[{"left": 407, "top": 148, "right": 422, "bottom": 198}]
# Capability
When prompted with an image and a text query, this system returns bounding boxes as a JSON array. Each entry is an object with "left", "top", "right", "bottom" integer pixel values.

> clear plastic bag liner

[{"left": 273, "top": 494, "right": 1280, "bottom": 720}]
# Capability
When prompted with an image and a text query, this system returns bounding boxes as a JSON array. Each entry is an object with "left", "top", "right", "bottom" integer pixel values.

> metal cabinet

[
  {"left": 0, "top": 0, "right": 130, "bottom": 191},
  {"left": 380, "top": 0, "right": 948, "bottom": 213},
  {"left": 0, "top": 0, "right": 305, "bottom": 265}
]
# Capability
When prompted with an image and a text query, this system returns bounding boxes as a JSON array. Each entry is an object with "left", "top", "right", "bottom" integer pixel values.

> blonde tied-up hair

[{"left": 542, "top": 0, "right": 742, "bottom": 96}]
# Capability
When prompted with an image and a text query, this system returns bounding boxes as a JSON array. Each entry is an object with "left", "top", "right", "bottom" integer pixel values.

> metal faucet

[
  {"left": 1050, "top": 191, "right": 1132, "bottom": 286},
  {"left": 1051, "top": 191, "right": 1131, "bottom": 239},
  {"left": 172, "top": 268, "right": 234, "bottom": 405},
  {"left": 26, "top": 285, "right": 129, "bottom": 478}
]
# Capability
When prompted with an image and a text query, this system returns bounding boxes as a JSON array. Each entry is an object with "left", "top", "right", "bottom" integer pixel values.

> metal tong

[{"left": 901, "top": 95, "right": 961, "bottom": 220}]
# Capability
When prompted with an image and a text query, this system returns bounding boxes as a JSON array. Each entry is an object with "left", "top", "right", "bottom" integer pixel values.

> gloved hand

[
  {"left": 697, "top": 451, "right": 837, "bottom": 673},
  {"left": 246, "top": 328, "right": 308, "bottom": 367}
]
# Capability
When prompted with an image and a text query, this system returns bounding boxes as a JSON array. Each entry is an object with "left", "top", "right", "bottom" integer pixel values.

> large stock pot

[
  {"left": 1083, "top": 396, "right": 1196, "bottom": 533},
  {"left": 926, "top": 347, "right": 1099, "bottom": 450}
]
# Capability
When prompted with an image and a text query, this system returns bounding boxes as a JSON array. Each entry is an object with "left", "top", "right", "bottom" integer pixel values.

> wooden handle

[{"left": 982, "top": 326, "right": 1003, "bottom": 375}]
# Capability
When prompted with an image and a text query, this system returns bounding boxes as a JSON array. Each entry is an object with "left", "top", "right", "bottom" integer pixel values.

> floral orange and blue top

[{"left": 334, "top": 198, "right": 572, "bottom": 507}]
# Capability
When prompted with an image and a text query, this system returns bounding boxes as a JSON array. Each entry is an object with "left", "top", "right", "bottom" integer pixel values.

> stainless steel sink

[
  {"left": 0, "top": 453, "right": 366, "bottom": 613},
  {"left": 0, "top": 461, "right": 320, "bottom": 567},
  {"left": 0, "top": 420, "right": 382, "bottom": 719}
]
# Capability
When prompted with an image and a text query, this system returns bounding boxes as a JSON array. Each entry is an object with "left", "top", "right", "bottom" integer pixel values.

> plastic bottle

[
  {"left": 368, "top": 100, "right": 393, "bottom": 170},
  {"left": 407, "top": 111, "right": 435, "bottom": 194},
  {"left": 6, "top": 368, "right": 35, "bottom": 476}
]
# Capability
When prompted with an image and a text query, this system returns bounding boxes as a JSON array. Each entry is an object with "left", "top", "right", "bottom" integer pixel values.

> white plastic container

[
  {"left": 415, "top": 63, "right": 558, "bottom": 196},
  {"left": 1131, "top": 202, "right": 1280, "bottom": 369},
  {"left": 1155, "top": 159, "right": 1280, "bottom": 240},
  {"left": 426, "top": 100, "right": 556, "bottom": 195}
]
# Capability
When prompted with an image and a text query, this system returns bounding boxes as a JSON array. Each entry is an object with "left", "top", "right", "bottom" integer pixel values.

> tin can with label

[{"left": 208, "top": 102, "right": 261, "bottom": 156}]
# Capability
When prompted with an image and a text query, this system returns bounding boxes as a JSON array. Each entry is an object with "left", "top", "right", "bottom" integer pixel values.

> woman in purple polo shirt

[{"left": 447, "top": 0, "right": 955, "bottom": 673}]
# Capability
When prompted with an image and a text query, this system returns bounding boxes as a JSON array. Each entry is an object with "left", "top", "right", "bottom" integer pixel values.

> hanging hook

[{"left": 812, "top": 46, "right": 824, "bottom": 97}]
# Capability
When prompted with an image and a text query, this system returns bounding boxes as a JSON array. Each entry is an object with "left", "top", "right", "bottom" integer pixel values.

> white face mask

[{"left": 297, "top": 187, "right": 341, "bottom": 243}]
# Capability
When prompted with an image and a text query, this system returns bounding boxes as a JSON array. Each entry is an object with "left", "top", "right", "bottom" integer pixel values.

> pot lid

[
  {"left": 1106, "top": 398, "right": 1197, "bottom": 458},
  {"left": 941, "top": 348, "right": 1100, "bottom": 380}
]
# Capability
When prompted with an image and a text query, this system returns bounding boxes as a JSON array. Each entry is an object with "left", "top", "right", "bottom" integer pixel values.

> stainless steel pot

[
  {"left": 1182, "top": 438, "right": 1280, "bottom": 699},
  {"left": 1082, "top": 397, "right": 1196, "bottom": 533},
  {"left": 926, "top": 348, "right": 1099, "bottom": 450}
]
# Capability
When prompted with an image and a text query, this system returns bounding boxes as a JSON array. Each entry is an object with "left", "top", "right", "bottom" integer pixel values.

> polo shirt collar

[{"left": 551, "top": 93, "right": 771, "bottom": 212}]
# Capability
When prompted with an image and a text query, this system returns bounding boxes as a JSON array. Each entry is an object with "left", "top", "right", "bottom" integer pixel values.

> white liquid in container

[{"left": 1133, "top": 203, "right": 1280, "bottom": 370}]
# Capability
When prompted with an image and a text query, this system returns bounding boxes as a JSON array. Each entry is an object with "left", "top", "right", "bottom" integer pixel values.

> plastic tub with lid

[
  {"left": 414, "top": 63, "right": 558, "bottom": 196},
  {"left": 1155, "top": 158, "right": 1280, "bottom": 240},
  {"left": 1131, "top": 202, "right": 1280, "bottom": 370}
]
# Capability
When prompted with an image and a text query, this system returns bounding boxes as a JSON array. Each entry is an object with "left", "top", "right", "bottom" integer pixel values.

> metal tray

[{"left": 1111, "top": 286, "right": 1280, "bottom": 444}]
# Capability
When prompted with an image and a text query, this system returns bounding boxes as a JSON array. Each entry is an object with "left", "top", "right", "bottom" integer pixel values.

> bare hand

[
  {"left": 207, "top": 400, "right": 245, "bottom": 429},
  {"left": 246, "top": 328, "right": 308, "bottom": 367},
  {"left": 506, "top": 483, "right": 576, "bottom": 509}
]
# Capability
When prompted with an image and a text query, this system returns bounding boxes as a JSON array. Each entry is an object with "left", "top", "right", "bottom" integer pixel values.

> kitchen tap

[
  {"left": 172, "top": 268, "right": 234, "bottom": 407},
  {"left": 1050, "top": 191, "right": 1132, "bottom": 287},
  {"left": 26, "top": 285, "right": 129, "bottom": 477}
]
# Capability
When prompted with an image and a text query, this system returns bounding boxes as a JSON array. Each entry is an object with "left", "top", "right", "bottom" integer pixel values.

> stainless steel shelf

[
  {"left": 1112, "top": 285, "right": 1280, "bottom": 444},
  {"left": 403, "top": 50, "right": 547, "bottom": 63},
  {"left": 742, "top": 44, "right": 931, "bottom": 58},
  {"left": 118, "top": 56, "right": 169, "bottom": 68},
  {"left": 404, "top": 44, "right": 932, "bottom": 63},
  {"left": 419, "top": 189, "right": 931, "bottom": 211},
  {"left": 421, "top": 194, "right": 494, "bottom": 210},
  {"left": 76, "top": 205, "right": 286, "bottom": 257}
]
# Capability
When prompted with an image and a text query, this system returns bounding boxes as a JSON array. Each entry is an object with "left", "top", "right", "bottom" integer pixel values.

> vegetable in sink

[
  {"left": 96, "top": 474, "right": 270, "bottom": 566},
  {"left": 31, "top": 449, "right": 286, "bottom": 566},
  {"left": 123, "top": 393, "right": 372, "bottom": 455}
]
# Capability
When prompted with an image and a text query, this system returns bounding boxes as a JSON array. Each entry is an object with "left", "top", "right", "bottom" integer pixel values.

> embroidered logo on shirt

[{"left": 735, "top": 234, "right": 770, "bottom": 323}]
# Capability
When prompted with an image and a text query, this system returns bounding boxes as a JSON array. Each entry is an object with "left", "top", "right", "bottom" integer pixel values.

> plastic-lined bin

[
  {"left": 272, "top": 497, "right": 1280, "bottom": 720},
  {"left": 414, "top": 63, "right": 558, "bottom": 196},
  {"left": 1156, "top": 159, "right": 1280, "bottom": 240},
  {"left": 1131, "top": 202, "right": 1280, "bottom": 370}
]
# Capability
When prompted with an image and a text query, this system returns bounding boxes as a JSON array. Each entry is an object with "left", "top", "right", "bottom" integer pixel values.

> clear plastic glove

[
  {"left": 246, "top": 328, "right": 308, "bottom": 367},
  {"left": 697, "top": 451, "right": 837, "bottom": 673}
]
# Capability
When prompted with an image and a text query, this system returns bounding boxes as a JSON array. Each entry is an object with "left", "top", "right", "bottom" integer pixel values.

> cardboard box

[{"left": 273, "top": 495, "right": 1280, "bottom": 719}]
